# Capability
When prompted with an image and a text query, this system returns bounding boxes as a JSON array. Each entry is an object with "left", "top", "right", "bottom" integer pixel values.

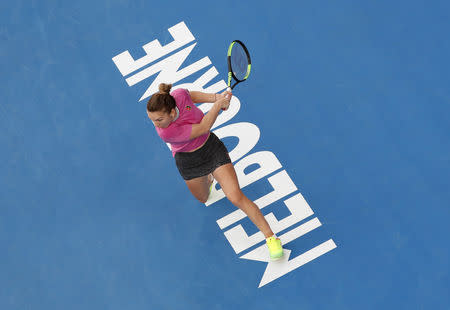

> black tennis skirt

[{"left": 174, "top": 132, "right": 232, "bottom": 180}]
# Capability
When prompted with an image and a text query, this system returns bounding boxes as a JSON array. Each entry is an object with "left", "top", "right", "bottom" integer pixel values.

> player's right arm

[{"left": 190, "top": 98, "right": 230, "bottom": 139}]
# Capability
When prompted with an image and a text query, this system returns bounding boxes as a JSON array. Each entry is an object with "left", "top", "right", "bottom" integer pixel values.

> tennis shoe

[{"left": 266, "top": 236, "right": 284, "bottom": 260}]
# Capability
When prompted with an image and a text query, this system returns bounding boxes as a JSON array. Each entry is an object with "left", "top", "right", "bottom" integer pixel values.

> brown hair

[{"left": 146, "top": 83, "right": 176, "bottom": 114}]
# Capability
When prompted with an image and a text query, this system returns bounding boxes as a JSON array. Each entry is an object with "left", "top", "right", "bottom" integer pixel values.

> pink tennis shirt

[{"left": 155, "top": 88, "right": 209, "bottom": 156}]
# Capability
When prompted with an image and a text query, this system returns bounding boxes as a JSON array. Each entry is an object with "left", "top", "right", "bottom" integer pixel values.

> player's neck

[{"left": 171, "top": 107, "right": 180, "bottom": 123}]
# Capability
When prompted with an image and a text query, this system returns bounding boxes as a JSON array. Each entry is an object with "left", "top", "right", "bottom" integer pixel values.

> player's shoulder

[
  {"left": 170, "top": 88, "right": 190, "bottom": 98},
  {"left": 156, "top": 125, "right": 172, "bottom": 141}
]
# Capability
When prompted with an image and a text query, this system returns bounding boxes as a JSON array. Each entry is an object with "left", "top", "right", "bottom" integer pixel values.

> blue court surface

[{"left": 1, "top": 1, "right": 449, "bottom": 309}]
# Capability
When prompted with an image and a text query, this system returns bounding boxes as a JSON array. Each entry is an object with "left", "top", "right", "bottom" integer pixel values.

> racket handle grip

[
  {"left": 221, "top": 87, "right": 232, "bottom": 111},
  {"left": 225, "top": 87, "right": 232, "bottom": 100}
]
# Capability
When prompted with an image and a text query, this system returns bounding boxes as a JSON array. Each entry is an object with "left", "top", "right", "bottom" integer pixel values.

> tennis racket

[{"left": 227, "top": 40, "right": 251, "bottom": 91}]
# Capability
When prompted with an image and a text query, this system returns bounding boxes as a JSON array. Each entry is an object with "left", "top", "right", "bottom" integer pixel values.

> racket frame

[{"left": 227, "top": 40, "right": 251, "bottom": 90}]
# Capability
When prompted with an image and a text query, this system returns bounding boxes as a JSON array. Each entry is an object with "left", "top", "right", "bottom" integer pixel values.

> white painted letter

[
  {"left": 216, "top": 170, "right": 297, "bottom": 228},
  {"left": 112, "top": 21, "right": 195, "bottom": 76},
  {"left": 126, "top": 43, "right": 211, "bottom": 101},
  {"left": 223, "top": 192, "right": 314, "bottom": 253},
  {"left": 214, "top": 122, "right": 260, "bottom": 163},
  {"left": 241, "top": 218, "right": 337, "bottom": 288},
  {"left": 205, "top": 151, "right": 283, "bottom": 206}
]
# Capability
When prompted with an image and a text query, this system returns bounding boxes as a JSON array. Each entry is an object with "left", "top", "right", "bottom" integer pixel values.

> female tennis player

[{"left": 147, "top": 83, "right": 283, "bottom": 260}]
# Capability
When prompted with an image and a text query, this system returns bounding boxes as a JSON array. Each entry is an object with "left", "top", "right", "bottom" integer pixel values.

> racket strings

[{"left": 230, "top": 44, "right": 250, "bottom": 81}]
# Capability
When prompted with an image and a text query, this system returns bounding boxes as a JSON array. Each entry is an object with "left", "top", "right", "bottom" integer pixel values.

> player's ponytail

[
  {"left": 158, "top": 83, "right": 172, "bottom": 94},
  {"left": 147, "top": 83, "right": 176, "bottom": 114}
]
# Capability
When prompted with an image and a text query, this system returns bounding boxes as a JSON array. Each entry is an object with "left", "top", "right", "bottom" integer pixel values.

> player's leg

[
  {"left": 212, "top": 163, "right": 283, "bottom": 259},
  {"left": 185, "top": 173, "right": 214, "bottom": 204},
  {"left": 212, "top": 163, "right": 274, "bottom": 238}
]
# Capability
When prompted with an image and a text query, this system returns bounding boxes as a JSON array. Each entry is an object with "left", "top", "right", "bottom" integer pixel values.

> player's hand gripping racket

[{"left": 227, "top": 40, "right": 251, "bottom": 92}]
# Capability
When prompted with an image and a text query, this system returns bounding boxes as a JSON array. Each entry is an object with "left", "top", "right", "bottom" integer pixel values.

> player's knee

[
  {"left": 227, "top": 190, "right": 245, "bottom": 206},
  {"left": 196, "top": 192, "right": 209, "bottom": 204},
  {"left": 199, "top": 197, "right": 208, "bottom": 204}
]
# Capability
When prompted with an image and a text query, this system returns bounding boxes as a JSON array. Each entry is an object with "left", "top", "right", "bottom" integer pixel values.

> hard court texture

[{"left": 1, "top": 1, "right": 449, "bottom": 309}]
